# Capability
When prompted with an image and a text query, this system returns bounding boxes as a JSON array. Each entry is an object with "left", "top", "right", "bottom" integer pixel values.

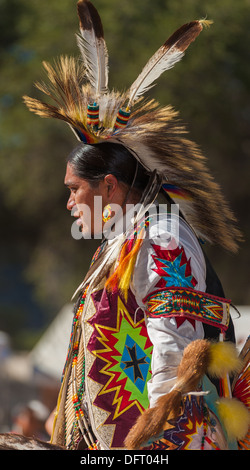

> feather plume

[
  {"left": 76, "top": 0, "right": 109, "bottom": 97},
  {"left": 23, "top": 56, "right": 100, "bottom": 143},
  {"left": 127, "top": 20, "right": 207, "bottom": 108},
  {"left": 23, "top": 56, "right": 86, "bottom": 121},
  {"left": 116, "top": 100, "right": 242, "bottom": 252}
]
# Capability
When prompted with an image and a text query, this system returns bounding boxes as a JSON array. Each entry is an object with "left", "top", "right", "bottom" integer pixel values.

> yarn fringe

[{"left": 105, "top": 235, "right": 144, "bottom": 302}]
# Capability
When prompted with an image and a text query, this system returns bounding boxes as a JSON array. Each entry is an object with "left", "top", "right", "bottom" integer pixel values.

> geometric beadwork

[
  {"left": 120, "top": 334, "right": 150, "bottom": 394},
  {"left": 144, "top": 287, "right": 230, "bottom": 332}
]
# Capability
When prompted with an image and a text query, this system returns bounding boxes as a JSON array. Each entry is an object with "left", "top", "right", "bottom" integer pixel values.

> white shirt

[{"left": 131, "top": 210, "right": 207, "bottom": 407}]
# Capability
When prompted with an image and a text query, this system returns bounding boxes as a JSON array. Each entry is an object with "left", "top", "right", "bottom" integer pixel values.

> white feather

[
  {"left": 76, "top": 29, "right": 109, "bottom": 96},
  {"left": 128, "top": 45, "right": 184, "bottom": 108}
]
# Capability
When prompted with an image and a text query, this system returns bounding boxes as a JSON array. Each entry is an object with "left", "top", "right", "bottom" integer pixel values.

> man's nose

[{"left": 66, "top": 193, "right": 75, "bottom": 211}]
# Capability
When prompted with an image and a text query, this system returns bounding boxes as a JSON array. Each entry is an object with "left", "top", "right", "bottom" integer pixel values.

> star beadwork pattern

[
  {"left": 143, "top": 396, "right": 208, "bottom": 450},
  {"left": 151, "top": 243, "right": 197, "bottom": 289},
  {"left": 150, "top": 243, "right": 198, "bottom": 330},
  {"left": 86, "top": 290, "right": 152, "bottom": 447}
]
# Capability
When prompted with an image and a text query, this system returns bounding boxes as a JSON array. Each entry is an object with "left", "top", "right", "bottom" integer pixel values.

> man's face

[{"left": 64, "top": 163, "right": 104, "bottom": 237}]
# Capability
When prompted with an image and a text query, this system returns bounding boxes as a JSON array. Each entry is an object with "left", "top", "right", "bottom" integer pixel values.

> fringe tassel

[
  {"left": 208, "top": 341, "right": 243, "bottom": 379},
  {"left": 217, "top": 397, "right": 250, "bottom": 441},
  {"left": 105, "top": 235, "right": 144, "bottom": 302}
]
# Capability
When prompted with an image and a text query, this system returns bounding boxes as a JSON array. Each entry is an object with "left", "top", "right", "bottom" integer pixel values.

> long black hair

[{"left": 67, "top": 142, "right": 150, "bottom": 191}]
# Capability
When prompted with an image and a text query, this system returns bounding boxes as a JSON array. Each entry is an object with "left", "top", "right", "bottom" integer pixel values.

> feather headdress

[{"left": 23, "top": 0, "right": 241, "bottom": 252}]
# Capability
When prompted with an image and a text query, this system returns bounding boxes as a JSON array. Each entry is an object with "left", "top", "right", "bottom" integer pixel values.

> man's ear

[{"left": 103, "top": 174, "right": 118, "bottom": 200}]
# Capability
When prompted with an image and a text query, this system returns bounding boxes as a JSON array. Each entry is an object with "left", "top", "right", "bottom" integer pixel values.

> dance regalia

[
  {"left": 23, "top": 0, "right": 249, "bottom": 451},
  {"left": 50, "top": 210, "right": 244, "bottom": 450}
]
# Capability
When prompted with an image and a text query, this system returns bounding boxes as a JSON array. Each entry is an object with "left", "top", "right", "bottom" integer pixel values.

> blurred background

[{"left": 0, "top": 0, "right": 249, "bottom": 438}]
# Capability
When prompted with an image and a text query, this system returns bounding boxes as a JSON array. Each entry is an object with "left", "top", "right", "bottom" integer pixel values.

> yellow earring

[{"left": 102, "top": 204, "right": 112, "bottom": 222}]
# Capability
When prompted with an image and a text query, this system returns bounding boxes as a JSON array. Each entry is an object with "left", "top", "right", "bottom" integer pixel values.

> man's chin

[{"left": 81, "top": 225, "right": 103, "bottom": 239}]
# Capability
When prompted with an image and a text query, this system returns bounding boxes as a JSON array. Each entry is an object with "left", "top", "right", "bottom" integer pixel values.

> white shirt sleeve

[{"left": 132, "top": 214, "right": 207, "bottom": 407}]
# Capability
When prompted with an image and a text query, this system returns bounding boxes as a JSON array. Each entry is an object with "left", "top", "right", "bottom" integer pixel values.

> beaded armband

[{"left": 143, "top": 287, "right": 230, "bottom": 332}]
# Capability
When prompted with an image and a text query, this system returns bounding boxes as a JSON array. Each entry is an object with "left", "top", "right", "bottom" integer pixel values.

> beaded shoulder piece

[{"left": 144, "top": 286, "right": 230, "bottom": 333}]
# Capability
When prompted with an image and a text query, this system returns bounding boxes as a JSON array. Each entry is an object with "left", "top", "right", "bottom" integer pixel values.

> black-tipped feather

[
  {"left": 76, "top": 0, "right": 109, "bottom": 96},
  {"left": 127, "top": 20, "right": 206, "bottom": 108}
]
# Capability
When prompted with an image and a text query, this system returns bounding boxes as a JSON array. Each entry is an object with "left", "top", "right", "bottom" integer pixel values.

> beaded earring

[{"left": 102, "top": 204, "right": 112, "bottom": 222}]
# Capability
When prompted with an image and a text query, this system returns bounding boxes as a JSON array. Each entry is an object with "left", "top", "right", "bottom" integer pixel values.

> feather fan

[{"left": 76, "top": 0, "right": 109, "bottom": 98}]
